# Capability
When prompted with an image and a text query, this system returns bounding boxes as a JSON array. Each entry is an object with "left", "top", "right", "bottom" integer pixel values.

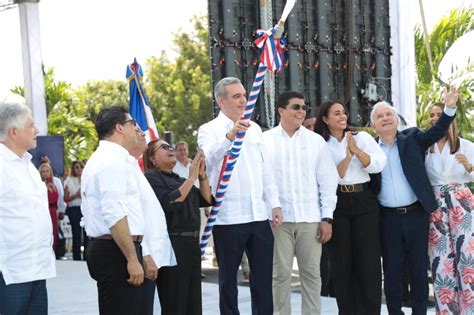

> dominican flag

[{"left": 126, "top": 58, "right": 159, "bottom": 142}]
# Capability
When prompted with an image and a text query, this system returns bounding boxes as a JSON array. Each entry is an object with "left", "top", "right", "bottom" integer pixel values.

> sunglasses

[
  {"left": 120, "top": 119, "right": 137, "bottom": 126},
  {"left": 286, "top": 104, "right": 307, "bottom": 111},
  {"left": 158, "top": 143, "right": 175, "bottom": 152}
]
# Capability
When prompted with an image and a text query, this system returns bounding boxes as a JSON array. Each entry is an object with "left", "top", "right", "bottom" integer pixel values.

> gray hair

[
  {"left": 0, "top": 102, "right": 31, "bottom": 142},
  {"left": 214, "top": 77, "right": 242, "bottom": 99},
  {"left": 370, "top": 101, "right": 398, "bottom": 124}
]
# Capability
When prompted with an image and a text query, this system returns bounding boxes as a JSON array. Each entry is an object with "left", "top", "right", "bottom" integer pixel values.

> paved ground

[{"left": 47, "top": 257, "right": 435, "bottom": 314}]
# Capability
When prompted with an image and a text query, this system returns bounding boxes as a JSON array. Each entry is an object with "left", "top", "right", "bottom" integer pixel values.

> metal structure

[{"left": 208, "top": 0, "right": 392, "bottom": 128}]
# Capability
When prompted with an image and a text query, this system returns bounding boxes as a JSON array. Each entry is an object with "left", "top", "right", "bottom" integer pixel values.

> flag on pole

[{"left": 126, "top": 58, "right": 159, "bottom": 142}]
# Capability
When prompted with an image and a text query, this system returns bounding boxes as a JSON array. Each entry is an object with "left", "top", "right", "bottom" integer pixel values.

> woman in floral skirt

[{"left": 425, "top": 102, "right": 474, "bottom": 314}]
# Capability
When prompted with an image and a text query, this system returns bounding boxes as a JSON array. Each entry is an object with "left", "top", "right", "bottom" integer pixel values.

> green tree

[
  {"left": 145, "top": 16, "right": 213, "bottom": 153},
  {"left": 12, "top": 67, "right": 98, "bottom": 168},
  {"left": 415, "top": 7, "right": 474, "bottom": 138},
  {"left": 75, "top": 80, "right": 129, "bottom": 122}
]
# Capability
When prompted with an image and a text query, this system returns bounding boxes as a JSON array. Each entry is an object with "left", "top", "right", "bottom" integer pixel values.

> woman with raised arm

[
  {"left": 143, "top": 139, "right": 213, "bottom": 315},
  {"left": 425, "top": 101, "right": 474, "bottom": 315}
]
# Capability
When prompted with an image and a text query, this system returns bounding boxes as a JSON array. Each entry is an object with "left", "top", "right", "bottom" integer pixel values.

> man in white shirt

[
  {"left": 173, "top": 141, "right": 192, "bottom": 178},
  {"left": 263, "top": 91, "right": 339, "bottom": 315},
  {"left": 198, "top": 77, "right": 282, "bottom": 314},
  {"left": 0, "top": 102, "right": 56, "bottom": 315},
  {"left": 81, "top": 106, "right": 148, "bottom": 315}
]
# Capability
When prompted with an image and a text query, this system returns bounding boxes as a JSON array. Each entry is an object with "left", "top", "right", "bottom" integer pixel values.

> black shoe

[{"left": 427, "top": 299, "right": 435, "bottom": 308}]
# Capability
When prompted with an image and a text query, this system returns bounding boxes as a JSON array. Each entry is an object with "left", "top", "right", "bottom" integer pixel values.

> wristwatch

[{"left": 321, "top": 218, "right": 333, "bottom": 224}]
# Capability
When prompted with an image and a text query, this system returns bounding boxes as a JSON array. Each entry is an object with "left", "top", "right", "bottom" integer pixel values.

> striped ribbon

[{"left": 200, "top": 25, "right": 286, "bottom": 256}]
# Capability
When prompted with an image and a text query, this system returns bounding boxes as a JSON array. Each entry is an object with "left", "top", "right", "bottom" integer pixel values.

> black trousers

[
  {"left": 381, "top": 206, "right": 429, "bottom": 315},
  {"left": 156, "top": 235, "right": 202, "bottom": 315},
  {"left": 328, "top": 189, "right": 382, "bottom": 315},
  {"left": 213, "top": 220, "right": 274, "bottom": 315},
  {"left": 66, "top": 206, "right": 84, "bottom": 260},
  {"left": 86, "top": 239, "right": 143, "bottom": 315}
]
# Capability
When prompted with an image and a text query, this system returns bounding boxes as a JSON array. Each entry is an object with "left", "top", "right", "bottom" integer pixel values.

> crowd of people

[{"left": 0, "top": 77, "right": 473, "bottom": 315}]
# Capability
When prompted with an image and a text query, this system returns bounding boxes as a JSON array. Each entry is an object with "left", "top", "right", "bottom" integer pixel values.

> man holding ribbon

[{"left": 198, "top": 77, "right": 282, "bottom": 314}]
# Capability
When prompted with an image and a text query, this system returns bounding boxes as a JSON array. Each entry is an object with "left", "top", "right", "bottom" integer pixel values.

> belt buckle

[
  {"left": 396, "top": 207, "right": 408, "bottom": 214},
  {"left": 341, "top": 184, "right": 355, "bottom": 193}
]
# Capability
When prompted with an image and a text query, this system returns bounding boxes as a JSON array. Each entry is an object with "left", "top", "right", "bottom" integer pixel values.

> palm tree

[{"left": 415, "top": 7, "right": 474, "bottom": 139}]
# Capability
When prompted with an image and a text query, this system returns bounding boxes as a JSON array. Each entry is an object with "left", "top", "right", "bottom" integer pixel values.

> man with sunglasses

[
  {"left": 198, "top": 77, "right": 282, "bottom": 314},
  {"left": 81, "top": 106, "right": 148, "bottom": 315},
  {"left": 263, "top": 91, "right": 338, "bottom": 314}
]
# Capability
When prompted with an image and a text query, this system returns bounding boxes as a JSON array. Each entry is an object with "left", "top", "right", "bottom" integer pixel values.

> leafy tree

[
  {"left": 415, "top": 7, "right": 474, "bottom": 139},
  {"left": 75, "top": 80, "right": 129, "bottom": 122},
  {"left": 11, "top": 67, "right": 74, "bottom": 115},
  {"left": 12, "top": 67, "right": 97, "bottom": 168},
  {"left": 145, "top": 16, "right": 213, "bottom": 153}
]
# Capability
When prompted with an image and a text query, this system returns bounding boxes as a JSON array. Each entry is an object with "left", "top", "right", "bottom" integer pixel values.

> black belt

[
  {"left": 381, "top": 202, "right": 421, "bottom": 214},
  {"left": 169, "top": 231, "right": 200, "bottom": 238},
  {"left": 337, "top": 182, "right": 369, "bottom": 193},
  {"left": 89, "top": 234, "right": 143, "bottom": 242}
]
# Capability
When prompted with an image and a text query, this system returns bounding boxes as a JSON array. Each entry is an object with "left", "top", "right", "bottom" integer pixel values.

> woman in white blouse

[
  {"left": 315, "top": 100, "right": 386, "bottom": 315},
  {"left": 64, "top": 160, "right": 85, "bottom": 261},
  {"left": 425, "top": 102, "right": 474, "bottom": 314}
]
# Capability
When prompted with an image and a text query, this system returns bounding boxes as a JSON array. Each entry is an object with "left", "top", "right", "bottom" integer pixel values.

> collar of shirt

[
  {"left": 275, "top": 124, "right": 303, "bottom": 139},
  {"left": 0, "top": 143, "right": 32, "bottom": 164},
  {"left": 98, "top": 140, "right": 136, "bottom": 163},
  {"left": 378, "top": 137, "right": 397, "bottom": 147},
  {"left": 216, "top": 111, "right": 235, "bottom": 131}
]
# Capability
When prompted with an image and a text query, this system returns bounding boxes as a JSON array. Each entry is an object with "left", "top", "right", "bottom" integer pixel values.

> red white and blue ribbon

[{"left": 200, "top": 25, "right": 286, "bottom": 256}]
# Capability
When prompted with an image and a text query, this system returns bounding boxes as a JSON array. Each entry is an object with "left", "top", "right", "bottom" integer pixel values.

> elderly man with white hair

[
  {"left": 370, "top": 87, "right": 458, "bottom": 315},
  {"left": 0, "top": 102, "right": 56, "bottom": 314}
]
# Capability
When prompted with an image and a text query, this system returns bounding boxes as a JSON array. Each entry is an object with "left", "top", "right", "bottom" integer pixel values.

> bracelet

[{"left": 199, "top": 175, "right": 208, "bottom": 180}]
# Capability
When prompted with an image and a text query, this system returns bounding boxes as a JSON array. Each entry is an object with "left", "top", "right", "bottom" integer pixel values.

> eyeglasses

[
  {"left": 120, "top": 119, "right": 137, "bottom": 126},
  {"left": 158, "top": 143, "right": 175, "bottom": 152},
  {"left": 287, "top": 104, "right": 307, "bottom": 111}
]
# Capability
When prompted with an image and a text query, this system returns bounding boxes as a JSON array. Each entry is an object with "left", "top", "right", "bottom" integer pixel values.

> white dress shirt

[
  {"left": 263, "top": 125, "right": 339, "bottom": 222},
  {"left": 173, "top": 160, "right": 191, "bottom": 178},
  {"left": 327, "top": 131, "right": 387, "bottom": 184},
  {"left": 198, "top": 112, "right": 280, "bottom": 225},
  {"left": 64, "top": 176, "right": 82, "bottom": 207},
  {"left": 425, "top": 138, "right": 474, "bottom": 186},
  {"left": 173, "top": 160, "right": 199, "bottom": 187},
  {"left": 81, "top": 141, "right": 145, "bottom": 237},
  {"left": 135, "top": 162, "right": 177, "bottom": 267},
  {"left": 0, "top": 144, "right": 56, "bottom": 285},
  {"left": 53, "top": 176, "right": 67, "bottom": 213}
]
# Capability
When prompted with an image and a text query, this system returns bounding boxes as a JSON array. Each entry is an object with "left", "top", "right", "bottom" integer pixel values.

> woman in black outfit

[
  {"left": 143, "top": 139, "right": 213, "bottom": 315},
  {"left": 315, "top": 101, "right": 386, "bottom": 315}
]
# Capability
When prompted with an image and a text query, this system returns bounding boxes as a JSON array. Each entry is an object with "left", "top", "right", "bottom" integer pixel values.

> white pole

[
  {"left": 16, "top": 0, "right": 48, "bottom": 135},
  {"left": 389, "top": 0, "right": 417, "bottom": 127}
]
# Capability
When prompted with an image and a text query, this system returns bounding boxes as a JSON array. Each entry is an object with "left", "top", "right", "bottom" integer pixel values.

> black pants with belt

[
  {"left": 213, "top": 220, "right": 274, "bottom": 315},
  {"left": 86, "top": 239, "right": 143, "bottom": 315},
  {"left": 156, "top": 234, "right": 202, "bottom": 315},
  {"left": 328, "top": 187, "right": 382, "bottom": 315},
  {"left": 381, "top": 204, "right": 429, "bottom": 315}
]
